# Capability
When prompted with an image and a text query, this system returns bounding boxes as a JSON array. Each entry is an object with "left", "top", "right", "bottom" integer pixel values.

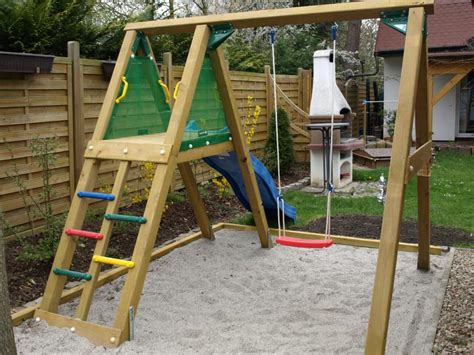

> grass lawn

[
  {"left": 286, "top": 150, "right": 474, "bottom": 233},
  {"left": 236, "top": 151, "right": 473, "bottom": 235}
]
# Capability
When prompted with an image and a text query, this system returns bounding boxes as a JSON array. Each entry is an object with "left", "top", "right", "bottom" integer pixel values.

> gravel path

[{"left": 433, "top": 249, "right": 473, "bottom": 354}]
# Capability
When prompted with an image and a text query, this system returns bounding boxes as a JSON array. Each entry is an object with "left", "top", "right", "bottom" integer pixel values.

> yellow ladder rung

[{"left": 92, "top": 255, "right": 135, "bottom": 269}]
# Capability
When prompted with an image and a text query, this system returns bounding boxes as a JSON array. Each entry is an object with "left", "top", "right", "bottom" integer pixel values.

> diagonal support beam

[
  {"left": 365, "top": 7, "right": 425, "bottom": 355},
  {"left": 432, "top": 72, "right": 469, "bottom": 106},
  {"left": 112, "top": 25, "right": 210, "bottom": 345},
  {"left": 209, "top": 47, "right": 272, "bottom": 248}
]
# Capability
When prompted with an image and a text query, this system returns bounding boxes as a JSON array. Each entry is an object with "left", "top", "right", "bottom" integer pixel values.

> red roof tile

[{"left": 375, "top": 0, "right": 474, "bottom": 55}]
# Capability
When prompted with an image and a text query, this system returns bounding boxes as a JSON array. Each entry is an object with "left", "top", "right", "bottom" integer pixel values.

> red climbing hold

[
  {"left": 276, "top": 236, "right": 333, "bottom": 249},
  {"left": 65, "top": 229, "right": 103, "bottom": 240}
]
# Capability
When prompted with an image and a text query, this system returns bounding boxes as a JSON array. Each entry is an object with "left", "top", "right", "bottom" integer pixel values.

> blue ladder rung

[{"left": 77, "top": 191, "right": 115, "bottom": 201}]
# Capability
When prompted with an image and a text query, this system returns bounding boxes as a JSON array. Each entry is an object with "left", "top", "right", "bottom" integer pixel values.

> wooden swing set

[{"left": 33, "top": 1, "right": 436, "bottom": 354}]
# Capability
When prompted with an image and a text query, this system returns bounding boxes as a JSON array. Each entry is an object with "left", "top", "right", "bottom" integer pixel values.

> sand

[{"left": 14, "top": 229, "right": 453, "bottom": 354}]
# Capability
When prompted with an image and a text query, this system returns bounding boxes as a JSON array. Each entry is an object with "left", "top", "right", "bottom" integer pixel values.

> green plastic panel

[
  {"left": 104, "top": 33, "right": 171, "bottom": 140},
  {"left": 180, "top": 55, "right": 230, "bottom": 152}
]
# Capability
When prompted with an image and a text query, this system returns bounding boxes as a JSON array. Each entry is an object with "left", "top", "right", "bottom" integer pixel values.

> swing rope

[
  {"left": 270, "top": 29, "right": 286, "bottom": 239},
  {"left": 324, "top": 23, "right": 338, "bottom": 241},
  {"left": 272, "top": 25, "right": 336, "bottom": 249}
]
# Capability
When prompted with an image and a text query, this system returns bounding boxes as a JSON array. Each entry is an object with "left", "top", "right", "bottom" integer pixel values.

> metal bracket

[
  {"left": 207, "top": 24, "right": 234, "bottom": 51},
  {"left": 381, "top": 10, "right": 427, "bottom": 37}
]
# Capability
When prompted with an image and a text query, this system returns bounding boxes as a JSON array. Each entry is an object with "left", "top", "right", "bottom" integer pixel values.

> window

[{"left": 459, "top": 70, "right": 474, "bottom": 135}]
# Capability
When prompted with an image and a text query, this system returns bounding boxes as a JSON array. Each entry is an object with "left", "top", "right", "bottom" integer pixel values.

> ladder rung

[
  {"left": 53, "top": 268, "right": 92, "bottom": 281},
  {"left": 77, "top": 191, "right": 115, "bottom": 201},
  {"left": 104, "top": 213, "right": 147, "bottom": 224},
  {"left": 65, "top": 228, "right": 103, "bottom": 240},
  {"left": 92, "top": 255, "right": 135, "bottom": 268}
]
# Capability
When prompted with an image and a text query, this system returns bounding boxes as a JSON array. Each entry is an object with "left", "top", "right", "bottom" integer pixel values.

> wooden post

[
  {"left": 209, "top": 48, "right": 272, "bottom": 248},
  {"left": 297, "top": 68, "right": 304, "bottom": 110},
  {"left": 365, "top": 7, "right": 425, "bottom": 355},
  {"left": 68, "top": 41, "right": 85, "bottom": 187},
  {"left": 178, "top": 162, "right": 214, "bottom": 240},
  {"left": 415, "top": 38, "right": 431, "bottom": 270},
  {"left": 163, "top": 52, "right": 174, "bottom": 108},
  {"left": 265, "top": 65, "right": 274, "bottom": 131}
]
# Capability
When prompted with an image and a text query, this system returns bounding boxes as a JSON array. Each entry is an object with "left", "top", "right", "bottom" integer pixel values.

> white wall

[{"left": 383, "top": 56, "right": 458, "bottom": 141}]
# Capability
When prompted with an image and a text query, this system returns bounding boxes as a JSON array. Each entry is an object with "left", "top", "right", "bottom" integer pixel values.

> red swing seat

[{"left": 276, "top": 235, "right": 333, "bottom": 249}]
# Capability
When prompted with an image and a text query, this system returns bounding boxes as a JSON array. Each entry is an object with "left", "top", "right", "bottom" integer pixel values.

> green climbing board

[
  {"left": 180, "top": 55, "right": 230, "bottom": 152},
  {"left": 104, "top": 33, "right": 231, "bottom": 152},
  {"left": 104, "top": 32, "right": 171, "bottom": 140}
]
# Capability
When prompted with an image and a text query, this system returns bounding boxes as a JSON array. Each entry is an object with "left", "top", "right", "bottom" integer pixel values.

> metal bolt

[
  {"left": 206, "top": 141, "right": 210, "bottom": 146},
  {"left": 70, "top": 327, "right": 76, "bottom": 333},
  {"left": 88, "top": 145, "right": 93, "bottom": 150},
  {"left": 110, "top": 337, "right": 116, "bottom": 343},
  {"left": 188, "top": 144, "right": 193, "bottom": 149},
  {"left": 123, "top": 148, "right": 128, "bottom": 154},
  {"left": 160, "top": 148, "right": 165, "bottom": 155}
]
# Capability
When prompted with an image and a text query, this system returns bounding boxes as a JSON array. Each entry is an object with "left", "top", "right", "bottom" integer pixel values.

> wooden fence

[{"left": 0, "top": 48, "right": 361, "bottom": 236}]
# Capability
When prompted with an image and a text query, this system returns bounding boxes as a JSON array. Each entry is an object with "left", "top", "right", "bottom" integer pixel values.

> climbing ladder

[{"left": 35, "top": 25, "right": 272, "bottom": 347}]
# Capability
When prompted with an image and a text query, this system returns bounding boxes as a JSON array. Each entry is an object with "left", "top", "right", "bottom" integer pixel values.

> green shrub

[{"left": 263, "top": 107, "right": 295, "bottom": 174}]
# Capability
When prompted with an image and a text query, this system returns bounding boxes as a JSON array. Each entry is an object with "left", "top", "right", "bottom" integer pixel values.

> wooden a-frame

[{"left": 35, "top": 1, "right": 435, "bottom": 353}]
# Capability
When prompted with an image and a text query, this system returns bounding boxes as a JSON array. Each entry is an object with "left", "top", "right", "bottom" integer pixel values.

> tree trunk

[
  {"left": 346, "top": 19, "right": 362, "bottom": 53},
  {"left": 0, "top": 227, "right": 16, "bottom": 355}
]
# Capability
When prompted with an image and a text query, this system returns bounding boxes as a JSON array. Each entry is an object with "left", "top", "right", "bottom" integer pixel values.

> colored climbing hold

[
  {"left": 53, "top": 268, "right": 92, "bottom": 281},
  {"left": 77, "top": 191, "right": 115, "bottom": 201},
  {"left": 92, "top": 255, "right": 135, "bottom": 269},
  {"left": 65, "top": 229, "right": 103, "bottom": 240},
  {"left": 104, "top": 214, "right": 147, "bottom": 224}
]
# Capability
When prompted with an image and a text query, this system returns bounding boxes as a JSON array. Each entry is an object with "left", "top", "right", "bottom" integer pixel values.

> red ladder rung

[
  {"left": 65, "top": 228, "right": 103, "bottom": 240},
  {"left": 276, "top": 236, "right": 333, "bottom": 249}
]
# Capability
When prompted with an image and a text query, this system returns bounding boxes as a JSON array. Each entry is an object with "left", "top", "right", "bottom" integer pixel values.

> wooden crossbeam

[
  {"left": 428, "top": 63, "right": 474, "bottom": 75},
  {"left": 124, "top": 1, "right": 434, "bottom": 34},
  {"left": 405, "top": 140, "right": 432, "bottom": 183},
  {"left": 432, "top": 73, "right": 469, "bottom": 106},
  {"left": 84, "top": 140, "right": 172, "bottom": 163},
  {"left": 365, "top": 7, "right": 425, "bottom": 355}
]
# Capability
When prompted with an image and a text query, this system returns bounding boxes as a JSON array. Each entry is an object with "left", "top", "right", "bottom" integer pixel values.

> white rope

[
  {"left": 270, "top": 30, "right": 285, "bottom": 238},
  {"left": 325, "top": 25, "right": 338, "bottom": 240}
]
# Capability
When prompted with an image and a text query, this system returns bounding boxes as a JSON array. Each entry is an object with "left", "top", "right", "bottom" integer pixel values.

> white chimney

[{"left": 309, "top": 49, "right": 351, "bottom": 117}]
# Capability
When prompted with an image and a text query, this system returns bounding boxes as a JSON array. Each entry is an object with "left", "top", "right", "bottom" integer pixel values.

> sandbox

[{"left": 15, "top": 229, "right": 452, "bottom": 354}]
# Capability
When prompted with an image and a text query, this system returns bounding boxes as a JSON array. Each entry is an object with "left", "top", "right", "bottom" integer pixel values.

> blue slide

[{"left": 203, "top": 152, "right": 296, "bottom": 223}]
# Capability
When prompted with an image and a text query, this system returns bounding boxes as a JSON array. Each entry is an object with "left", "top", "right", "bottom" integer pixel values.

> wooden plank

[
  {"left": 432, "top": 73, "right": 468, "bottom": 106},
  {"left": 66, "top": 59, "right": 76, "bottom": 199},
  {"left": 112, "top": 26, "right": 210, "bottom": 346},
  {"left": 405, "top": 141, "right": 431, "bottom": 183},
  {"left": 428, "top": 63, "right": 474, "bottom": 75},
  {"left": 176, "top": 141, "right": 233, "bottom": 163},
  {"left": 76, "top": 161, "right": 130, "bottom": 320},
  {"left": 415, "top": 38, "right": 431, "bottom": 271},
  {"left": 221, "top": 223, "right": 444, "bottom": 255},
  {"left": 365, "top": 8, "right": 425, "bottom": 355},
  {"left": 34, "top": 310, "right": 122, "bottom": 348},
  {"left": 125, "top": 1, "right": 434, "bottom": 34},
  {"left": 84, "top": 140, "right": 172, "bottom": 164},
  {"left": 39, "top": 159, "right": 101, "bottom": 313},
  {"left": 178, "top": 162, "right": 214, "bottom": 240},
  {"left": 92, "top": 31, "right": 136, "bottom": 140},
  {"left": 209, "top": 47, "right": 272, "bottom": 249}
]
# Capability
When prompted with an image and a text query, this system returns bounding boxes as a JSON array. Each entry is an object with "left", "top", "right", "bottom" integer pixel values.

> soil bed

[
  {"left": 7, "top": 186, "right": 246, "bottom": 308},
  {"left": 297, "top": 214, "right": 473, "bottom": 247}
]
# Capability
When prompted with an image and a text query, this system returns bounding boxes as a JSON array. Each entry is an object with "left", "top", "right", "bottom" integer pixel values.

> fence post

[
  {"left": 67, "top": 41, "right": 84, "bottom": 188},
  {"left": 264, "top": 65, "right": 273, "bottom": 130},
  {"left": 297, "top": 68, "right": 304, "bottom": 110}
]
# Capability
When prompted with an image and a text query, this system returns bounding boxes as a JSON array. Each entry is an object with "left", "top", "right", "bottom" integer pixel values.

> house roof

[{"left": 375, "top": 0, "right": 474, "bottom": 56}]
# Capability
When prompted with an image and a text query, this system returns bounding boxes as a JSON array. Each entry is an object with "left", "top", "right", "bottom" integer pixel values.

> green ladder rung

[
  {"left": 53, "top": 267, "right": 92, "bottom": 281},
  {"left": 104, "top": 213, "right": 147, "bottom": 224}
]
